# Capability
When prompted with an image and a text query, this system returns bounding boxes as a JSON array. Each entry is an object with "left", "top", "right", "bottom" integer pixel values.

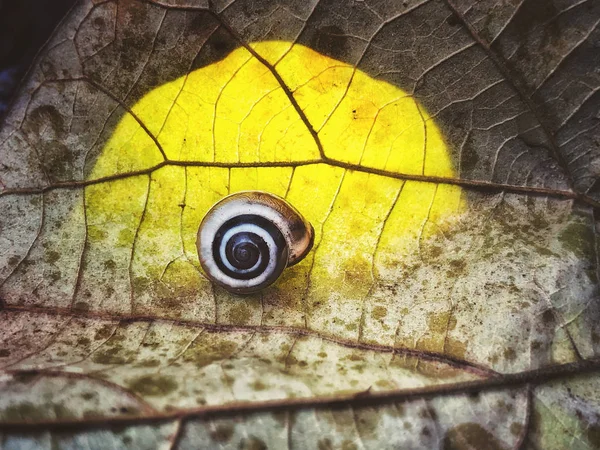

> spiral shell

[{"left": 197, "top": 191, "right": 314, "bottom": 294}]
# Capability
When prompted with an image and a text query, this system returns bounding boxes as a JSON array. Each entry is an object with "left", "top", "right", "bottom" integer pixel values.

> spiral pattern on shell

[{"left": 197, "top": 191, "right": 314, "bottom": 294}]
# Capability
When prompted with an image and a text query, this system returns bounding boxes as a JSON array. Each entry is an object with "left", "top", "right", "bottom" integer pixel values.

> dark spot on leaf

[
  {"left": 46, "top": 250, "right": 60, "bottom": 263},
  {"left": 371, "top": 305, "right": 387, "bottom": 320},
  {"left": 83, "top": 409, "right": 103, "bottom": 418},
  {"left": 447, "top": 259, "right": 467, "bottom": 276},
  {"left": 48, "top": 270, "right": 61, "bottom": 282},
  {"left": 284, "top": 354, "right": 308, "bottom": 368},
  {"left": 541, "top": 309, "right": 555, "bottom": 324},
  {"left": 446, "top": 14, "right": 461, "bottom": 27},
  {"left": 12, "top": 370, "right": 39, "bottom": 384},
  {"left": 92, "top": 16, "right": 105, "bottom": 30},
  {"left": 73, "top": 301, "right": 90, "bottom": 312},
  {"left": 210, "top": 423, "right": 234, "bottom": 442},
  {"left": 509, "top": 422, "right": 523, "bottom": 436},
  {"left": 443, "top": 423, "right": 507, "bottom": 450},
  {"left": 183, "top": 335, "right": 238, "bottom": 369},
  {"left": 92, "top": 345, "right": 129, "bottom": 365},
  {"left": 318, "top": 438, "right": 333, "bottom": 450},
  {"left": 393, "top": 404, "right": 405, "bottom": 417},
  {"left": 94, "top": 324, "right": 113, "bottom": 340},
  {"left": 422, "top": 406, "right": 438, "bottom": 421},
  {"left": 503, "top": 347, "right": 517, "bottom": 362},
  {"left": 355, "top": 410, "right": 382, "bottom": 439},
  {"left": 128, "top": 374, "right": 178, "bottom": 397},
  {"left": 250, "top": 380, "right": 267, "bottom": 391},
  {"left": 0, "top": 349, "right": 10, "bottom": 357},
  {"left": 558, "top": 223, "right": 593, "bottom": 259},
  {"left": 2, "top": 402, "right": 46, "bottom": 421},
  {"left": 136, "top": 358, "right": 160, "bottom": 368},
  {"left": 346, "top": 354, "right": 363, "bottom": 362},
  {"left": 88, "top": 226, "right": 108, "bottom": 241},
  {"left": 341, "top": 440, "right": 358, "bottom": 450},
  {"left": 587, "top": 424, "right": 600, "bottom": 448},
  {"left": 27, "top": 105, "right": 65, "bottom": 136},
  {"left": 77, "top": 337, "right": 91, "bottom": 346},
  {"left": 1, "top": 402, "right": 75, "bottom": 421},
  {"left": 468, "top": 392, "right": 480, "bottom": 403},
  {"left": 239, "top": 435, "right": 267, "bottom": 450}
]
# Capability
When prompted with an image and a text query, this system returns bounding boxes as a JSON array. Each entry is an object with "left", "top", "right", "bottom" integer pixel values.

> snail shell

[{"left": 197, "top": 191, "right": 314, "bottom": 294}]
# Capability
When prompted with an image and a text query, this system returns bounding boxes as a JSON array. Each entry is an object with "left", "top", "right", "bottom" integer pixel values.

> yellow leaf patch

[{"left": 84, "top": 41, "right": 465, "bottom": 337}]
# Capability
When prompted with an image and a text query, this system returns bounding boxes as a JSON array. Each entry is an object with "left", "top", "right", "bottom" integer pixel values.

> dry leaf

[{"left": 1, "top": 0, "right": 599, "bottom": 448}]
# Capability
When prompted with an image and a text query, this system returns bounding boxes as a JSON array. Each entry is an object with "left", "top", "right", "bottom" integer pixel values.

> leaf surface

[{"left": 0, "top": 0, "right": 599, "bottom": 448}]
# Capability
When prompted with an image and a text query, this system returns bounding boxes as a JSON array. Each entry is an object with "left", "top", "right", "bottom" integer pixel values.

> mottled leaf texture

[{"left": 0, "top": 0, "right": 599, "bottom": 449}]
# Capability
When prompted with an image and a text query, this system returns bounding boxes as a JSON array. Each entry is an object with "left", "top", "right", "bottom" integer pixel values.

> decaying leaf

[{"left": 0, "top": 0, "right": 599, "bottom": 448}]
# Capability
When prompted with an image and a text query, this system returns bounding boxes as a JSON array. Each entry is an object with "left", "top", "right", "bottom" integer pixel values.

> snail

[{"left": 197, "top": 191, "right": 314, "bottom": 294}]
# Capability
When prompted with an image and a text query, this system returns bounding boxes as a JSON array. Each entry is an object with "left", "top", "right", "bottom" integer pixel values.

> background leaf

[{"left": 1, "top": 0, "right": 599, "bottom": 448}]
